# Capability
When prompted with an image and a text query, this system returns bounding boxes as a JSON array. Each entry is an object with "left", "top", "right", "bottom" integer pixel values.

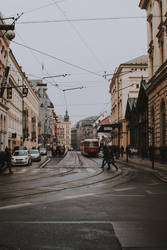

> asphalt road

[{"left": 0, "top": 151, "right": 167, "bottom": 250}]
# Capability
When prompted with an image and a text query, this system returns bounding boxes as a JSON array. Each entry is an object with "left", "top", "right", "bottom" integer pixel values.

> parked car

[
  {"left": 29, "top": 149, "right": 41, "bottom": 162},
  {"left": 11, "top": 150, "right": 32, "bottom": 166},
  {"left": 39, "top": 147, "right": 47, "bottom": 155}
]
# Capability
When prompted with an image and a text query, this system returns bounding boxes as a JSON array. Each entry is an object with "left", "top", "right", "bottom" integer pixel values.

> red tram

[{"left": 80, "top": 139, "right": 99, "bottom": 156}]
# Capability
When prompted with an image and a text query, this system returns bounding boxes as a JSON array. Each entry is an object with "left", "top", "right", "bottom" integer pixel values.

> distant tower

[{"left": 64, "top": 110, "right": 69, "bottom": 122}]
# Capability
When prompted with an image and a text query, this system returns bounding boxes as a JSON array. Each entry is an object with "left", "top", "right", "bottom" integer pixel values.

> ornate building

[
  {"left": 0, "top": 15, "right": 10, "bottom": 150},
  {"left": 139, "top": 0, "right": 167, "bottom": 162},
  {"left": 56, "top": 111, "right": 71, "bottom": 148},
  {"left": 109, "top": 55, "right": 148, "bottom": 150}
]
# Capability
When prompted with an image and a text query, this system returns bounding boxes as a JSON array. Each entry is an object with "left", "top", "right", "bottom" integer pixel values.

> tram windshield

[{"left": 84, "top": 141, "right": 98, "bottom": 147}]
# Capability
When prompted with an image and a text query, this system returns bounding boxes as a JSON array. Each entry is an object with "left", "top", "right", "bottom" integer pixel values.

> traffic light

[{"left": 7, "top": 87, "right": 12, "bottom": 99}]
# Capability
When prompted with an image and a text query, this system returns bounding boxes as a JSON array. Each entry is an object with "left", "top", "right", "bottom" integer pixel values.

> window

[
  {"left": 160, "top": 100, "right": 166, "bottom": 146},
  {"left": 160, "top": 39, "right": 164, "bottom": 64},
  {"left": 1, "top": 46, "right": 4, "bottom": 54}
]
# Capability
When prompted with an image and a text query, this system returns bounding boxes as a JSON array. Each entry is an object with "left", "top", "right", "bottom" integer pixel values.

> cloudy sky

[{"left": 1, "top": 0, "right": 147, "bottom": 125}]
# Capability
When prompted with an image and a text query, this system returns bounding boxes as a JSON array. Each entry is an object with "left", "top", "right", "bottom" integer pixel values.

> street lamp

[
  {"left": 126, "top": 125, "right": 129, "bottom": 162},
  {"left": 42, "top": 74, "right": 70, "bottom": 80}
]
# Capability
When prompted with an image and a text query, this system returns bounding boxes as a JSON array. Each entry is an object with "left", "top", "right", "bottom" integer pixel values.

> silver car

[
  {"left": 39, "top": 147, "right": 47, "bottom": 155},
  {"left": 29, "top": 149, "right": 41, "bottom": 162},
  {"left": 11, "top": 150, "right": 32, "bottom": 166}
]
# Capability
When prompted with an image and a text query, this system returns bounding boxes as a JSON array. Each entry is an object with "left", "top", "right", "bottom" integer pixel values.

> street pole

[
  {"left": 126, "top": 127, "right": 129, "bottom": 162},
  {"left": 151, "top": 126, "right": 155, "bottom": 169}
]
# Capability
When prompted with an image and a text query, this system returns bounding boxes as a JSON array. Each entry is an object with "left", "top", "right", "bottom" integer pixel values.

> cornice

[
  {"left": 139, "top": 0, "right": 149, "bottom": 9},
  {"left": 146, "top": 60, "right": 167, "bottom": 94}
]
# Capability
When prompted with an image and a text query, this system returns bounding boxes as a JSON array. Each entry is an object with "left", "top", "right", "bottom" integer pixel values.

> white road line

[
  {"left": 114, "top": 187, "right": 136, "bottom": 192},
  {"left": 146, "top": 190, "right": 167, "bottom": 195},
  {"left": 107, "top": 194, "right": 145, "bottom": 197},
  {"left": 0, "top": 203, "right": 32, "bottom": 210},
  {"left": 64, "top": 193, "right": 95, "bottom": 200},
  {"left": 1, "top": 221, "right": 113, "bottom": 224}
]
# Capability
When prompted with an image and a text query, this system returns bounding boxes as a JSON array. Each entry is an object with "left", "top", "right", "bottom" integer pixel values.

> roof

[
  {"left": 122, "top": 55, "right": 148, "bottom": 65},
  {"left": 99, "top": 116, "right": 111, "bottom": 125}
]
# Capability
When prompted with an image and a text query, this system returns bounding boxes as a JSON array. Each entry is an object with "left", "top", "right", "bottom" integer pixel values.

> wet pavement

[{"left": 0, "top": 151, "right": 167, "bottom": 249}]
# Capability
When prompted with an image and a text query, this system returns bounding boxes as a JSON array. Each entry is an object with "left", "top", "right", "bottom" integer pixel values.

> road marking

[
  {"left": 64, "top": 193, "right": 95, "bottom": 200},
  {"left": 1, "top": 221, "right": 113, "bottom": 224},
  {"left": 0, "top": 203, "right": 32, "bottom": 210},
  {"left": 149, "top": 182, "right": 160, "bottom": 186},
  {"left": 114, "top": 187, "right": 136, "bottom": 192},
  {"left": 107, "top": 194, "right": 145, "bottom": 197},
  {"left": 146, "top": 190, "right": 152, "bottom": 194},
  {"left": 146, "top": 190, "right": 167, "bottom": 195}
]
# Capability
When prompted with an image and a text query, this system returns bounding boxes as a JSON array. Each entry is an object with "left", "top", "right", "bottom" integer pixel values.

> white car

[
  {"left": 11, "top": 150, "right": 32, "bottom": 166},
  {"left": 39, "top": 147, "right": 47, "bottom": 155}
]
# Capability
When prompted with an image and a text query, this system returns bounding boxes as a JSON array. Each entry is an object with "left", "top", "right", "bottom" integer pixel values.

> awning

[{"left": 97, "top": 123, "right": 121, "bottom": 133}]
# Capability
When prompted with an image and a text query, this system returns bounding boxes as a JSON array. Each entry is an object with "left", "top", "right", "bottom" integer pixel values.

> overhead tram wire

[
  {"left": 12, "top": 41, "right": 105, "bottom": 79},
  {"left": 22, "top": 1, "right": 67, "bottom": 14},
  {"left": 19, "top": 15, "right": 167, "bottom": 25},
  {"left": 7, "top": 1, "right": 67, "bottom": 16},
  {"left": 52, "top": 0, "right": 105, "bottom": 70}
]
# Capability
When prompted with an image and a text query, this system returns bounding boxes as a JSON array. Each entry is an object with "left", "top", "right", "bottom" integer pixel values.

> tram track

[{"left": 0, "top": 152, "right": 137, "bottom": 201}]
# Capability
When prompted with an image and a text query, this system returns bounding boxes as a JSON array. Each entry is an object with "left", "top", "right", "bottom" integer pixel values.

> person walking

[
  {"left": 5, "top": 147, "right": 13, "bottom": 174},
  {"left": 101, "top": 145, "right": 118, "bottom": 171},
  {"left": 120, "top": 145, "right": 124, "bottom": 158}
]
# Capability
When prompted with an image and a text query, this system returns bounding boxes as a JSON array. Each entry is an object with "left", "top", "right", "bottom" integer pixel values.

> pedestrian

[
  {"left": 120, "top": 145, "right": 124, "bottom": 158},
  {"left": 126, "top": 145, "right": 131, "bottom": 158},
  {"left": 5, "top": 147, "right": 13, "bottom": 174},
  {"left": 101, "top": 145, "right": 118, "bottom": 171}
]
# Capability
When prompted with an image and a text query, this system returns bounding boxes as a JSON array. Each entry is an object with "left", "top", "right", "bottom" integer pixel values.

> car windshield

[
  {"left": 30, "top": 150, "right": 39, "bottom": 154},
  {"left": 40, "top": 148, "right": 46, "bottom": 151},
  {"left": 13, "top": 150, "right": 28, "bottom": 156}
]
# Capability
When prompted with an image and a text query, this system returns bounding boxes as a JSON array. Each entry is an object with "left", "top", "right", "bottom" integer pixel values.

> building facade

[
  {"left": 109, "top": 55, "right": 148, "bottom": 150},
  {"left": 30, "top": 79, "right": 55, "bottom": 147},
  {"left": 139, "top": 0, "right": 167, "bottom": 161},
  {"left": 7, "top": 49, "right": 23, "bottom": 150},
  {"left": 56, "top": 111, "right": 71, "bottom": 148},
  {"left": 0, "top": 14, "right": 10, "bottom": 151},
  {"left": 75, "top": 116, "right": 98, "bottom": 148},
  {"left": 23, "top": 77, "right": 39, "bottom": 149}
]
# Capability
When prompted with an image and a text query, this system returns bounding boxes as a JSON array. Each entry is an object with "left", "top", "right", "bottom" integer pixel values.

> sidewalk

[{"left": 118, "top": 154, "right": 167, "bottom": 183}]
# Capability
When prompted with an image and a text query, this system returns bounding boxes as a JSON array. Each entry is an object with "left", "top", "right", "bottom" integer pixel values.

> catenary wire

[
  {"left": 52, "top": 0, "right": 105, "bottom": 70},
  {"left": 17, "top": 15, "right": 165, "bottom": 25},
  {"left": 12, "top": 41, "right": 104, "bottom": 79},
  {"left": 23, "top": 1, "right": 67, "bottom": 14}
]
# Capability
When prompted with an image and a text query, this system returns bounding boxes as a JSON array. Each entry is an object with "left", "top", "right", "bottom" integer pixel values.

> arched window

[
  {"left": 0, "top": 114, "right": 2, "bottom": 132},
  {"left": 4, "top": 116, "right": 6, "bottom": 133},
  {"left": 160, "top": 99, "right": 166, "bottom": 146}
]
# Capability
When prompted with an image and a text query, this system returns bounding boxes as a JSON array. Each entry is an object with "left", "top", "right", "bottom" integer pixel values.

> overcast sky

[{"left": 1, "top": 0, "right": 147, "bottom": 125}]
